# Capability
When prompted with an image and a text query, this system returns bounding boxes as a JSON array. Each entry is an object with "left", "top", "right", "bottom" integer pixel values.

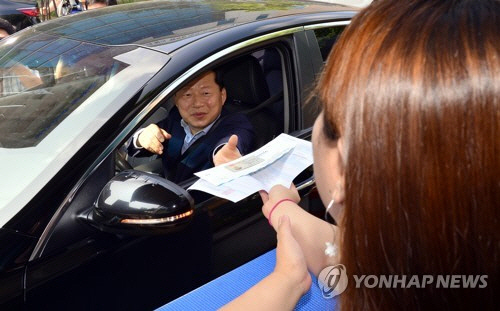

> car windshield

[{"left": 0, "top": 32, "right": 169, "bottom": 226}]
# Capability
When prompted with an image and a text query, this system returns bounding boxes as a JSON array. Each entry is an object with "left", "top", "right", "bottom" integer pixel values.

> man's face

[{"left": 175, "top": 71, "right": 226, "bottom": 134}]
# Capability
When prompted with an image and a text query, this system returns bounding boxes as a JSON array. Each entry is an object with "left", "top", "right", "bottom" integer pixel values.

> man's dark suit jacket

[{"left": 129, "top": 106, "right": 255, "bottom": 183}]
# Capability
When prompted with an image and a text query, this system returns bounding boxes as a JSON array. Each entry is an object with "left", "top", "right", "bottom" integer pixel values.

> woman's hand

[
  {"left": 219, "top": 214, "right": 311, "bottom": 310},
  {"left": 274, "top": 215, "right": 311, "bottom": 296},
  {"left": 261, "top": 184, "right": 300, "bottom": 219}
]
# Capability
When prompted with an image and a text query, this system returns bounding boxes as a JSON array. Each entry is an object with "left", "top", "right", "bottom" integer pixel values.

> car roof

[{"left": 32, "top": 0, "right": 357, "bottom": 51}]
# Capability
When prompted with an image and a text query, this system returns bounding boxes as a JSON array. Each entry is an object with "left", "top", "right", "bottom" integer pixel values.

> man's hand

[
  {"left": 137, "top": 124, "right": 171, "bottom": 155},
  {"left": 213, "top": 134, "right": 242, "bottom": 166}
]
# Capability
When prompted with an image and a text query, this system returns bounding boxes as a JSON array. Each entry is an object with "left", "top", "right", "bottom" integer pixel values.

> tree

[{"left": 38, "top": 0, "right": 61, "bottom": 20}]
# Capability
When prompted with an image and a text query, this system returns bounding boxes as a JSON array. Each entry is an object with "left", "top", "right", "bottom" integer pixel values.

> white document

[
  {"left": 188, "top": 134, "right": 313, "bottom": 202},
  {"left": 194, "top": 133, "right": 297, "bottom": 185}
]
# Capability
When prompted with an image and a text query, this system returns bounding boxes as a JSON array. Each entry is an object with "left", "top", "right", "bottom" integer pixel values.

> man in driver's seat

[{"left": 128, "top": 69, "right": 255, "bottom": 182}]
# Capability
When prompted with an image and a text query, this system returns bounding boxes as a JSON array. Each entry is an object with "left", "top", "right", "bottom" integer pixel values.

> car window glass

[{"left": 313, "top": 26, "right": 345, "bottom": 62}]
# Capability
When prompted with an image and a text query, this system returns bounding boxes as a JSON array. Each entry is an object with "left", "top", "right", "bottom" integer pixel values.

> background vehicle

[
  {"left": 0, "top": 1, "right": 357, "bottom": 309},
  {"left": 58, "top": 0, "right": 84, "bottom": 16},
  {"left": 0, "top": 0, "right": 39, "bottom": 31}
]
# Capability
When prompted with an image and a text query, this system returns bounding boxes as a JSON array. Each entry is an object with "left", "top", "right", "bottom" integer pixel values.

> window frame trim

[{"left": 303, "top": 20, "right": 351, "bottom": 31}]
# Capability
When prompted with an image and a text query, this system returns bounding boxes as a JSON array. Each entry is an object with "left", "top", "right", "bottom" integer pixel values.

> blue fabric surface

[{"left": 157, "top": 249, "right": 336, "bottom": 311}]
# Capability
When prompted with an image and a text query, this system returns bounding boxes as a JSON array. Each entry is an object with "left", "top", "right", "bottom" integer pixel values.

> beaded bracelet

[{"left": 268, "top": 198, "right": 295, "bottom": 226}]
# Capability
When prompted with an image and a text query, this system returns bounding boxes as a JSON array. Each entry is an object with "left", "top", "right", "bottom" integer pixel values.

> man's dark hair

[
  {"left": 175, "top": 69, "right": 225, "bottom": 96},
  {"left": 0, "top": 18, "right": 15, "bottom": 36}
]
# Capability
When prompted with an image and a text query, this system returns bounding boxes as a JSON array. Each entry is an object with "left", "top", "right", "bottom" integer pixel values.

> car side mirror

[{"left": 83, "top": 170, "right": 194, "bottom": 235}]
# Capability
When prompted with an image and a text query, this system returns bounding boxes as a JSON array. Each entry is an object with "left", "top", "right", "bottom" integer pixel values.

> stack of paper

[{"left": 188, "top": 134, "right": 313, "bottom": 202}]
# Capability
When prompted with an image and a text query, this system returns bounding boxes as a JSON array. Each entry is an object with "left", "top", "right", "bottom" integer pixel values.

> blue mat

[{"left": 157, "top": 249, "right": 337, "bottom": 310}]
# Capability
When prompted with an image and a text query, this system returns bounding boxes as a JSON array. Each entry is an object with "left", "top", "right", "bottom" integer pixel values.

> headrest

[
  {"left": 262, "top": 49, "right": 281, "bottom": 72},
  {"left": 220, "top": 55, "right": 270, "bottom": 107}
]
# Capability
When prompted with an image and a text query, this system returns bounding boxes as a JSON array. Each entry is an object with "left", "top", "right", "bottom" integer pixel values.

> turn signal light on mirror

[{"left": 120, "top": 210, "right": 194, "bottom": 225}]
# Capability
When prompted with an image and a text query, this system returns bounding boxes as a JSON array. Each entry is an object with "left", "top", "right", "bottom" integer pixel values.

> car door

[
  {"left": 146, "top": 27, "right": 332, "bottom": 278},
  {"left": 187, "top": 21, "right": 351, "bottom": 277},
  {"left": 113, "top": 29, "right": 322, "bottom": 281}
]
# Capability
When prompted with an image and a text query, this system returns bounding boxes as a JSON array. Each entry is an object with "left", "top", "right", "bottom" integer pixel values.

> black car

[
  {"left": 0, "top": 1, "right": 356, "bottom": 309},
  {"left": 0, "top": 0, "right": 39, "bottom": 32}
]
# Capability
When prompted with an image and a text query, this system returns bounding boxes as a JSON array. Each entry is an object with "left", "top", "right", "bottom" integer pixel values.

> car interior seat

[
  {"left": 260, "top": 48, "right": 284, "bottom": 133},
  {"left": 220, "top": 54, "right": 282, "bottom": 149}
]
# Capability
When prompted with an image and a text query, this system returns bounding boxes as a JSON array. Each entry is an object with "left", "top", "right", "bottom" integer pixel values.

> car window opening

[{"left": 123, "top": 46, "right": 287, "bottom": 183}]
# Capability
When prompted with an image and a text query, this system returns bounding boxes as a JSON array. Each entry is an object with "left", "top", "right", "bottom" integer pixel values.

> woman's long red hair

[{"left": 318, "top": 0, "right": 500, "bottom": 309}]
